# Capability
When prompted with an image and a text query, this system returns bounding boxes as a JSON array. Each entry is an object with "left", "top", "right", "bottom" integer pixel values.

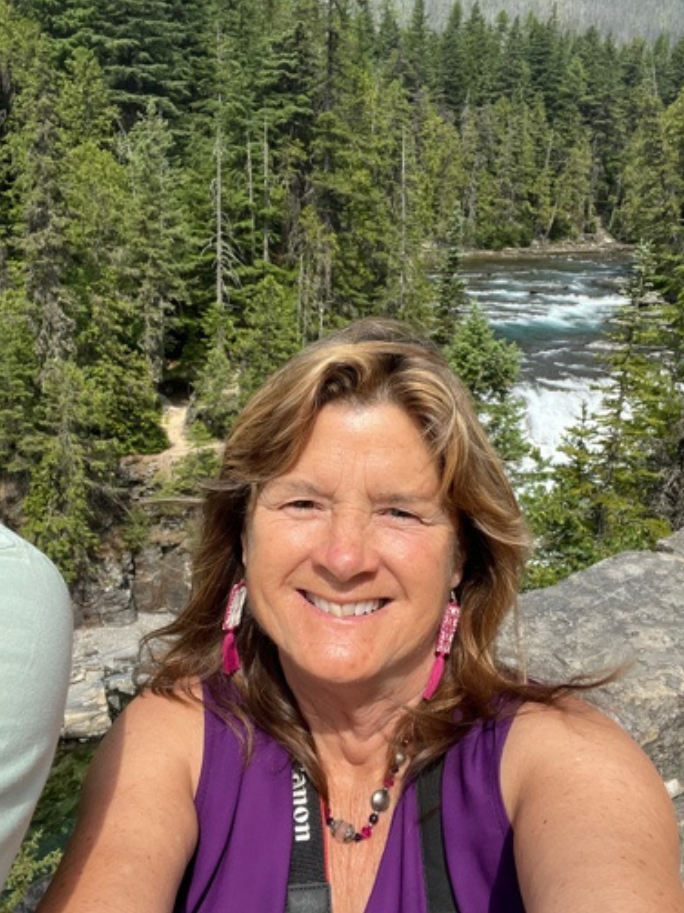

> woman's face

[{"left": 241, "top": 402, "right": 462, "bottom": 699}]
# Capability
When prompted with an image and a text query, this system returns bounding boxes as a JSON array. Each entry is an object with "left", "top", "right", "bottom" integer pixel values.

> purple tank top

[{"left": 174, "top": 703, "right": 524, "bottom": 913}]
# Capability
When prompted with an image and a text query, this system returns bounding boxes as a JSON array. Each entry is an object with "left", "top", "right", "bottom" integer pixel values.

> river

[{"left": 460, "top": 250, "right": 634, "bottom": 462}]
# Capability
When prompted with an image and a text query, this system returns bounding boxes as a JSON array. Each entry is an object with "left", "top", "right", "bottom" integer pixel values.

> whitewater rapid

[{"left": 460, "top": 252, "right": 632, "bottom": 463}]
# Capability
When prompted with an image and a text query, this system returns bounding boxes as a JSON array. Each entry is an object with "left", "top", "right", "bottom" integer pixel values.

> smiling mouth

[{"left": 302, "top": 591, "right": 387, "bottom": 618}]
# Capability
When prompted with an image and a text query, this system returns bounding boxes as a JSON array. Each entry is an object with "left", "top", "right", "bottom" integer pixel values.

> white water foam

[{"left": 516, "top": 379, "right": 605, "bottom": 463}]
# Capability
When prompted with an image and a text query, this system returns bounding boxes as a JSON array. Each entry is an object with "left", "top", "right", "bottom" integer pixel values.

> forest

[{"left": 1, "top": 0, "right": 684, "bottom": 589}]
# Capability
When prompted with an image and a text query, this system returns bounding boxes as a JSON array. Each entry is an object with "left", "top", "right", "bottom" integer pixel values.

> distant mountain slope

[{"left": 406, "top": 0, "right": 684, "bottom": 42}]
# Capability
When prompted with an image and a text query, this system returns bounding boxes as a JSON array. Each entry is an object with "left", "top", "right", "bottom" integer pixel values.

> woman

[{"left": 39, "top": 319, "right": 683, "bottom": 913}]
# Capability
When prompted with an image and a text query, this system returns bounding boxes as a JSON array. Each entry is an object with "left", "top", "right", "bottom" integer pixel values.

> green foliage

[
  {"left": 191, "top": 342, "right": 240, "bottom": 438},
  {"left": 28, "top": 744, "right": 95, "bottom": 846},
  {"left": 156, "top": 448, "right": 223, "bottom": 498},
  {"left": 121, "top": 505, "right": 153, "bottom": 553},
  {"left": 0, "top": 830, "right": 61, "bottom": 913},
  {"left": 433, "top": 209, "right": 469, "bottom": 346},
  {"left": 444, "top": 304, "right": 528, "bottom": 463},
  {"left": 233, "top": 274, "right": 301, "bottom": 406},
  {"left": 20, "top": 362, "right": 102, "bottom": 582}
]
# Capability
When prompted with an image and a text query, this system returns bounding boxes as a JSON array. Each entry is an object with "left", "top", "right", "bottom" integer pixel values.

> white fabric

[{"left": 0, "top": 524, "right": 73, "bottom": 889}]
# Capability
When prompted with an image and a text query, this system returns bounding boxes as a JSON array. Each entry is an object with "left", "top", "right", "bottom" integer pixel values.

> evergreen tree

[
  {"left": 117, "top": 103, "right": 187, "bottom": 387},
  {"left": 399, "top": 0, "right": 438, "bottom": 99},
  {"left": 375, "top": 0, "right": 401, "bottom": 69},
  {"left": 444, "top": 303, "right": 527, "bottom": 463},
  {"left": 523, "top": 404, "right": 604, "bottom": 588},
  {"left": 524, "top": 9, "right": 563, "bottom": 115},
  {"left": 2, "top": 38, "right": 165, "bottom": 576},
  {"left": 496, "top": 16, "right": 531, "bottom": 103},
  {"left": 20, "top": 359, "right": 101, "bottom": 581},
  {"left": 593, "top": 244, "right": 681, "bottom": 537},
  {"left": 618, "top": 86, "right": 683, "bottom": 256},
  {"left": 438, "top": 0, "right": 465, "bottom": 113},
  {"left": 459, "top": 2, "right": 498, "bottom": 106},
  {"left": 433, "top": 208, "right": 468, "bottom": 346}
]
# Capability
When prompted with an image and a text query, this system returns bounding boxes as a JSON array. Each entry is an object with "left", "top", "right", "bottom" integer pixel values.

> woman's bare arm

[
  {"left": 37, "top": 690, "right": 203, "bottom": 913},
  {"left": 503, "top": 699, "right": 684, "bottom": 913}
]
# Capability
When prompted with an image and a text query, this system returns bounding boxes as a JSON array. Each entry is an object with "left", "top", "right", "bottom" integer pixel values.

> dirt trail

[{"left": 161, "top": 403, "right": 193, "bottom": 460}]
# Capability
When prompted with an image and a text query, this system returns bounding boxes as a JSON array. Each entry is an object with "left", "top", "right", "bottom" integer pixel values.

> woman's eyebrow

[
  {"left": 263, "top": 478, "right": 327, "bottom": 498},
  {"left": 268, "top": 478, "right": 440, "bottom": 507}
]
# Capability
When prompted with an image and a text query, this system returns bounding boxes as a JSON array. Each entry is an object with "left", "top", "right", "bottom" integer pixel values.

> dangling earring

[
  {"left": 423, "top": 594, "right": 460, "bottom": 700},
  {"left": 222, "top": 580, "right": 246, "bottom": 674}
]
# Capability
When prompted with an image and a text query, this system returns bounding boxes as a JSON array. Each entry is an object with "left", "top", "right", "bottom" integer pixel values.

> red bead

[{"left": 360, "top": 826, "right": 373, "bottom": 839}]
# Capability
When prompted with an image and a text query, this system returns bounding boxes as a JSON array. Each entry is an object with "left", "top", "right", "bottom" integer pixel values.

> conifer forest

[{"left": 1, "top": 0, "right": 684, "bottom": 587}]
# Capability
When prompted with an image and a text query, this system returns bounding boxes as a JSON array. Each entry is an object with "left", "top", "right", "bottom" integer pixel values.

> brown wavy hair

[{"left": 145, "top": 318, "right": 568, "bottom": 797}]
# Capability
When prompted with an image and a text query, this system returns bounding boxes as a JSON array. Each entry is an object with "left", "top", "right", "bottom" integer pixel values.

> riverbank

[{"left": 464, "top": 230, "right": 634, "bottom": 261}]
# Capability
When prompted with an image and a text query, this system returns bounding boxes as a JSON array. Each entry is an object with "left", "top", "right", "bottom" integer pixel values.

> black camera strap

[
  {"left": 286, "top": 759, "right": 459, "bottom": 913},
  {"left": 417, "top": 759, "right": 460, "bottom": 913},
  {"left": 286, "top": 765, "right": 332, "bottom": 913}
]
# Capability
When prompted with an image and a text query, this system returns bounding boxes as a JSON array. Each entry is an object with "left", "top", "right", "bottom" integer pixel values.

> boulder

[{"left": 513, "top": 544, "right": 684, "bottom": 786}]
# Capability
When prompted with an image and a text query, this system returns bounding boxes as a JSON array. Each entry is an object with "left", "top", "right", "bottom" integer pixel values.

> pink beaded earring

[
  {"left": 222, "top": 580, "right": 246, "bottom": 674},
  {"left": 423, "top": 594, "right": 460, "bottom": 700}
]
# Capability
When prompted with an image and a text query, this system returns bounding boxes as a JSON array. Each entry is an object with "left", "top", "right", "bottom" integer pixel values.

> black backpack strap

[
  {"left": 417, "top": 758, "right": 460, "bottom": 913},
  {"left": 286, "top": 765, "right": 332, "bottom": 913}
]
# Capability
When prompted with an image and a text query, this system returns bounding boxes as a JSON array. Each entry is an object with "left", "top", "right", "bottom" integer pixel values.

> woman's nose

[{"left": 313, "top": 508, "right": 378, "bottom": 581}]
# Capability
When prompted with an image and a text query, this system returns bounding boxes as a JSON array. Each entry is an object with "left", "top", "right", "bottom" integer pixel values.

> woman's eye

[
  {"left": 384, "top": 507, "right": 420, "bottom": 522},
  {"left": 285, "top": 499, "right": 318, "bottom": 511}
]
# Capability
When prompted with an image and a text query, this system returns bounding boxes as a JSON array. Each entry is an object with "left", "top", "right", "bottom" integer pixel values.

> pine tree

[
  {"left": 20, "top": 359, "right": 101, "bottom": 582},
  {"left": 438, "top": 0, "right": 465, "bottom": 113},
  {"left": 444, "top": 303, "right": 527, "bottom": 463},
  {"left": 117, "top": 103, "right": 187, "bottom": 387},
  {"left": 594, "top": 245, "right": 681, "bottom": 533},
  {"left": 2, "top": 38, "right": 166, "bottom": 576},
  {"left": 523, "top": 404, "right": 605, "bottom": 588},
  {"left": 618, "top": 86, "right": 683, "bottom": 255},
  {"left": 400, "top": 0, "right": 438, "bottom": 99},
  {"left": 433, "top": 208, "right": 468, "bottom": 346}
]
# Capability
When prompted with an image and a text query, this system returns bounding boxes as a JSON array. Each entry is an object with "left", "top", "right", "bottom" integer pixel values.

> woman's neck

[{"left": 289, "top": 678, "right": 413, "bottom": 781}]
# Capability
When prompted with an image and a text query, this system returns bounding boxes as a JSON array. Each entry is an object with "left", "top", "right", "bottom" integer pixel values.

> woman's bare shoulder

[
  {"left": 501, "top": 697, "right": 684, "bottom": 913},
  {"left": 36, "top": 685, "right": 205, "bottom": 913},
  {"left": 124, "top": 683, "right": 205, "bottom": 734}
]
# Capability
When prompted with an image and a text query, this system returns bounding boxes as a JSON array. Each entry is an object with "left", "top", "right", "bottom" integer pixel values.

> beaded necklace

[{"left": 324, "top": 749, "right": 408, "bottom": 843}]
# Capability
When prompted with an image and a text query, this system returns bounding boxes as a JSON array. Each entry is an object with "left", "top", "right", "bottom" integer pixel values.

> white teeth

[{"left": 305, "top": 593, "right": 384, "bottom": 618}]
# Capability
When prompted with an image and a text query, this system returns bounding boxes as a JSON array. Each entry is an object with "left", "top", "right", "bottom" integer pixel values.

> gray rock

[
  {"left": 132, "top": 542, "right": 192, "bottom": 614},
  {"left": 75, "top": 552, "right": 136, "bottom": 626},
  {"left": 513, "top": 545, "right": 684, "bottom": 785},
  {"left": 63, "top": 613, "right": 175, "bottom": 739}
]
